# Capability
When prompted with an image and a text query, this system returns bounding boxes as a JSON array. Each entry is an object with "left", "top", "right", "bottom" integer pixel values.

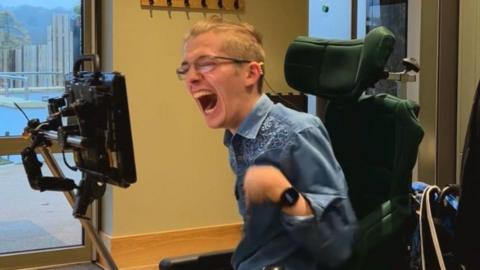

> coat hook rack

[{"left": 140, "top": 0, "right": 244, "bottom": 11}]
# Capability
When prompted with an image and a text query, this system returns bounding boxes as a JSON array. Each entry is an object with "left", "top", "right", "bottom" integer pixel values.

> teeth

[
  {"left": 193, "top": 90, "right": 214, "bottom": 99},
  {"left": 205, "top": 107, "right": 215, "bottom": 114}
]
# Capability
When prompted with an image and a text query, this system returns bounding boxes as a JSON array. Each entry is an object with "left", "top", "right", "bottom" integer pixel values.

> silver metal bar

[
  {"left": 0, "top": 72, "right": 64, "bottom": 75},
  {"left": 38, "top": 146, "right": 118, "bottom": 270},
  {"left": 42, "top": 131, "right": 87, "bottom": 149},
  {"left": 387, "top": 72, "right": 417, "bottom": 83}
]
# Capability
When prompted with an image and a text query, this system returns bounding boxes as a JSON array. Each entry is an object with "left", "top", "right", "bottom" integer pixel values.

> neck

[{"left": 228, "top": 93, "right": 262, "bottom": 135}]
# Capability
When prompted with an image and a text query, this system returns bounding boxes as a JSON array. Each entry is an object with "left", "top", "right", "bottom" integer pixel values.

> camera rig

[{"left": 20, "top": 54, "right": 136, "bottom": 269}]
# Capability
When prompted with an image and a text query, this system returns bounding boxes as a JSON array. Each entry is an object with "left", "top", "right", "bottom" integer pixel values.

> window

[
  {"left": 362, "top": 0, "right": 408, "bottom": 97},
  {"left": 0, "top": 1, "right": 94, "bottom": 269}
]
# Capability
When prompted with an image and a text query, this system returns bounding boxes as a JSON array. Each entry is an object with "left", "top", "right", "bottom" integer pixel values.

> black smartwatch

[{"left": 278, "top": 187, "right": 300, "bottom": 208}]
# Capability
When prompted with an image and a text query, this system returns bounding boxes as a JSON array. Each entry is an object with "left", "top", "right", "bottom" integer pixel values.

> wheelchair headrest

[{"left": 284, "top": 26, "right": 395, "bottom": 100}]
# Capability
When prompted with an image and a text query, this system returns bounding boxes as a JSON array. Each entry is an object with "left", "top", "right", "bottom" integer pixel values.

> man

[{"left": 177, "top": 16, "right": 357, "bottom": 270}]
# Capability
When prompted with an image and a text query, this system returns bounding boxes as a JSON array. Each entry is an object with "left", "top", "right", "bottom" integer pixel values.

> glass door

[
  {"left": 308, "top": 0, "right": 352, "bottom": 116},
  {"left": 0, "top": 1, "right": 92, "bottom": 268},
  {"left": 356, "top": 0, "right": 421, "bottom": 103},
  {"left": 357, "top": 0, "right": 410, "bottom": 98}
]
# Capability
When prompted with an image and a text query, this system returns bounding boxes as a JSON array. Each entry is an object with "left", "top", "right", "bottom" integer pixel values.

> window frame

[{"left": 0, "top": 0, "right": 98, "bottom": 268}]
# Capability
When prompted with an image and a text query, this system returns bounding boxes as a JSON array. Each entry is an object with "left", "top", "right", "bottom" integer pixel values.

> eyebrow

[{"left": 182, "top": 55, "right": 211, "bottom": 64}]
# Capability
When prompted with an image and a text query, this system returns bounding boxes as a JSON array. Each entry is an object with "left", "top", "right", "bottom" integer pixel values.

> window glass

[
  {"left": 0, "top": 0, "right": 83, "bottom": 256},
  {"left": 363, "top": 0, "right": 408, "bottom": 96},
  {"left": 0, "top": 153, "right": 82, "bottom": 254},
  {"left": 0, "top": 0, "right": 81, "bottom": 137}
]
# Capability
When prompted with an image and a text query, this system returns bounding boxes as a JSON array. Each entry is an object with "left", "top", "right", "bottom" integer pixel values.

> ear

[{"left": 244, "top": 62, "right": 263, "bottom": 88}]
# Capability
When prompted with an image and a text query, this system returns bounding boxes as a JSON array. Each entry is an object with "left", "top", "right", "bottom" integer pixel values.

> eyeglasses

[{"left": 176, "top": 55, "right": 251, "bottom": 80}]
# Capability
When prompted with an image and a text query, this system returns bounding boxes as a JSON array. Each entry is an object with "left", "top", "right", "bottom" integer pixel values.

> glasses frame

[{"left": 176, "top": 55, "right": 252, "bottom": 80}]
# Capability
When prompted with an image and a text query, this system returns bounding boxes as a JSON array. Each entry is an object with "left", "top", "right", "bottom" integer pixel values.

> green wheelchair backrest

[
  {"left": 284, "top": 26, "right": 424, "bottom": 269},
  {"left": 284, "top": 26, "right": 395, "bottom": 100}
]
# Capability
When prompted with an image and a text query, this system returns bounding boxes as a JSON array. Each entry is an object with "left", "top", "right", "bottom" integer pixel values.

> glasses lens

[
  {"left": 195, "top": 57, "right": 217, "bottom": 74},
  {"left": 176, "top": 63, "right": 189, "bottom": 80}
]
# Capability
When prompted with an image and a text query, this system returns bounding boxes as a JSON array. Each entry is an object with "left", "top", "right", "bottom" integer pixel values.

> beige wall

[
  {"left": 417, "top": 0, "right": 439, "bottom": 184},
  {"left": 417, "top": 1, "right": 459, "bottom": 187},
  {"left": 100, "top": 0, "right": 308, "bottom": 236},
  {"left": 457, "top": 0, "right": 480, "bottom": 181}
]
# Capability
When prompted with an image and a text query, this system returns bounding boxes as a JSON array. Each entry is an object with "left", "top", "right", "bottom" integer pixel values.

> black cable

[
  {"left": 62, "top": 150, "right": 78, "bottom": 171},
  {"left": 263, "top": 76, "right": 303, "bottom": 112},
  {"left": 13, "top": 102, "right": 30, "bottom": 121}
]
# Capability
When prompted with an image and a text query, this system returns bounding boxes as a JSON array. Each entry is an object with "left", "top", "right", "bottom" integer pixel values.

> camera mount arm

[
  {"left": 21, "top": 118, "right": 106, "bottom": 218},
  {"left": 21, "top": 145, "right": 77, "bottom": 192},
  {"left": 19, "top": 53, "right": 135, "bottom": 270},
  {"left": 21, "top": 119, "right": 78, "bottom": 192},
  {"left": 21, "top": 119, "right": 116, "bottom": 269}
]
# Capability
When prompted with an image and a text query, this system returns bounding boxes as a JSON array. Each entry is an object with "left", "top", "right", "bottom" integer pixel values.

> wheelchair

[{"left": 160, "top": 26, "right": 424, "bottom": 270}]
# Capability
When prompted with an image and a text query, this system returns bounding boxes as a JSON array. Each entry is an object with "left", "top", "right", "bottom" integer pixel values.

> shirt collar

[{"left": 223, "top": 94, "right": 273, "bottom": 145}]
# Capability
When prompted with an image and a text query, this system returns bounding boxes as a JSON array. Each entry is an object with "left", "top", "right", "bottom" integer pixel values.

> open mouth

[{"left": 197, "top": 93, "right": 218, "bottom": 114}]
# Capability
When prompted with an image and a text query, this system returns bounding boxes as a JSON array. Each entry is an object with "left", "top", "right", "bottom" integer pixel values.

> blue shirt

[{"left": 224, "top": 94, "right": 357, "bottom": 270}]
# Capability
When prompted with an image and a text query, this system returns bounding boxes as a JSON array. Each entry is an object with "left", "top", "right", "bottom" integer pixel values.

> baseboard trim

[{"left": 99, "top": 223, "right": 242, "bottom": 269}]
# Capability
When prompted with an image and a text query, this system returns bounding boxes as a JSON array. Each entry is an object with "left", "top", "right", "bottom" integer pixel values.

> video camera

[{"left": 21, "top": 54, "right": 136, "bottom": 218}]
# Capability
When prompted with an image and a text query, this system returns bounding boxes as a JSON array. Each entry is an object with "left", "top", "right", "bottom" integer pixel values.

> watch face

[{"left": 280, "top": 187, "right": 299, "bottom": 207}]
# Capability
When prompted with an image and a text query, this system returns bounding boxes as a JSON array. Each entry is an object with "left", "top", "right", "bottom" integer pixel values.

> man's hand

[{"left": 243, "top": 165, "right": 313, "bottom": 216}]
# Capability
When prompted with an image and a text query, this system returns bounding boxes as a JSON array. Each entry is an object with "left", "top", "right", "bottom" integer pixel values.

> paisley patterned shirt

[{"left": 224, "top": 94, "right": 357, "bottom": 270}]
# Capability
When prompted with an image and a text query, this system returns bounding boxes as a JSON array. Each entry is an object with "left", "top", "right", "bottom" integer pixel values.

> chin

[
  {"left": 201, "top": 107, "right": 227, "bottom": 129},
  {"left": 204, "top": 117, "right": 225, "bottom": 130}
]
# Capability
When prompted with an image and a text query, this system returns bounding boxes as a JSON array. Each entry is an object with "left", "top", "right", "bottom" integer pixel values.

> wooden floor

[
  {"left": 34, "top": 263, "right": 103, "bottom": 270},
  {"left": 26, "top": 223, "right": 241, "bottom": 269},
  {"left": 32, "top": 261, "right": 158, "bottom": 270},
  {"left": 101, "top": 223, "right": 241, "bottom": 269}
]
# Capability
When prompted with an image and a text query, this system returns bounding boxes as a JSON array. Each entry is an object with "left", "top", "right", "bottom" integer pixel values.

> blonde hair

[{"left": 185, "top": 16, "right": 265, "bottom": 91}]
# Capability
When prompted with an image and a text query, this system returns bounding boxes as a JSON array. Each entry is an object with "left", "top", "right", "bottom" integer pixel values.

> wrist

[
  {"left": 278, "top": 188, "right": 313, "bottom": 216},
  {"left": 264, "top": 176, "right": 291, "bottom": 204}
]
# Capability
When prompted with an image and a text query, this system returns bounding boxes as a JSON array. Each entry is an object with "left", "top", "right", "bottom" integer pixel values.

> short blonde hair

[{"left": 184, "top": 16, "right": 265, "bottom": 91}]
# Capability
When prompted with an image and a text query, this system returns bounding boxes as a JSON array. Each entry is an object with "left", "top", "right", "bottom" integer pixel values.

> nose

[{"left": 185, "top": 66, "right": 202, "bottom": 85}]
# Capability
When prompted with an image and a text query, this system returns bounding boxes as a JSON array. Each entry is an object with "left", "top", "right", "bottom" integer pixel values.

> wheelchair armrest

[{"left": 159, "top": 249, "right": 234, "bottom": 270}]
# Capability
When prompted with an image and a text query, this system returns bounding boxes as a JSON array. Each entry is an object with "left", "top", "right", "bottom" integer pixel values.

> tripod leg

[{"left": 38, "top": 146, "right": 118, "bottom": 270}]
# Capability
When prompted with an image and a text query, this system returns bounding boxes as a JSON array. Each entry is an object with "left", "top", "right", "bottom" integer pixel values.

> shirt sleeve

[{"left": 279, "top": 124, "right": 358, "bottom": 268}]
